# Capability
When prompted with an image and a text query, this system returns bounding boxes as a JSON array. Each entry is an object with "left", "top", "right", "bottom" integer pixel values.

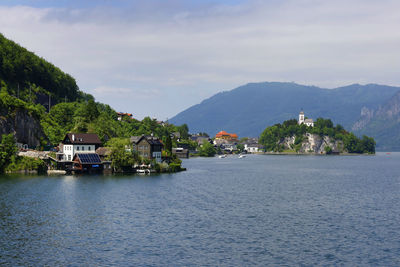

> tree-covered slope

[
  {"left": 169, "top": 82, "right": 400, "bottom": 138},
  {"left": 0, "top": 33, "right": 190, "bottom": 148},
  {"left": 0, "top": 33, "right": 84, "bottom": 104}
]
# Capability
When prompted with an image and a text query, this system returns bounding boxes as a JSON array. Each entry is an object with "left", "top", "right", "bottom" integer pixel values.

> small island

[{"left": 259, "top": 111, "right": 375, "bottom": 154}]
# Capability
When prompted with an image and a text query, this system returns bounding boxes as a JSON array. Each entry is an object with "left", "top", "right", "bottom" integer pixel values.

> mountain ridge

[{"left": 169, "top": 82, "right": 400, "bottom": 150}]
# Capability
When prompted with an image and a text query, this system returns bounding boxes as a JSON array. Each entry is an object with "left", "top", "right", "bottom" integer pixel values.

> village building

[
  {"left": 117, "top": 112, "right": 133, "bottom": 121},
  {"left": 215, "top": 131, "right": 238, "bottom": 141},
  {"left": 191, "top": 135, "right": 212, "bottom": 146},
  {"left": 72, "top": 153, "right": 103, "bottom": 173},
  {"left": 61, "top": 133, "right": 102, "bottom": 161},
  {"left": 298, "top": 111, "right": 314, "bottom": 127},
  {"left": 130, "top": 135, "right": 163, "bottom": 163},
  {"left": 242, "top": 138, "right": 264, "bottom": 153},
  {"left": 172, "top": 147, "right": 189, "bottom": 159},
  {"left": 214, "top": 131, "right": 238, "bottom": 146}
]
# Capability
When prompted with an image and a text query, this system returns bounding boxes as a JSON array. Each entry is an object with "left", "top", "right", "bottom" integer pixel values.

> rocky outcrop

[
  {"left": 279, "top": 133, "right": 344, "bottom": 154},
  {"left": 0, "top": 107, "right": 46, "bottom": 148},
  {"left": 352, "top": 91, "right": 400, "bottom": 150}
]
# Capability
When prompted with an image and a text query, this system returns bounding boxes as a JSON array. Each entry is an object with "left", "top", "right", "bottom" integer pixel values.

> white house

[
  {"left": 298, "top": 111, "right": 314, "bottom": 127},
  {"left": 244, "top": 143, "right": 264, "bottom": 153},
  {"left": 61, "top": 133, "right": 102, "bottom": 161}
]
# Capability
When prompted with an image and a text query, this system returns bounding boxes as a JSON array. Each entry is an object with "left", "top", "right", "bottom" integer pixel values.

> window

[
  {"left": 82, "top": 146, "right": 84, "bottom": 151},
  {"left": 77, "top": 146, "right": 79, "bottom": 151},
  {"left": 88, "top": 146, "right": 91, "bottom": 151}
]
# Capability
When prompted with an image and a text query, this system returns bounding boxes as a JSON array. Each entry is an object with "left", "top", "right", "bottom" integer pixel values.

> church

[{"left": 298, "top": 111, "right": 314, "bottom": 127}]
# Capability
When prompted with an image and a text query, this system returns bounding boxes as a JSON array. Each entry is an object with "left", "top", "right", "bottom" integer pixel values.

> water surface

[{"left": 1, "top": 153, "right": 400, "bottom": 266}]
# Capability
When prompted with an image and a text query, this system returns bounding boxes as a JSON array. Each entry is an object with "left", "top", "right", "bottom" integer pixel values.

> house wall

[
  {"left": 135, "top": 139, "right": 151, "bottom": 159},
  {"left": 63, "top": 144, "right": 96, "bottom": 161}
]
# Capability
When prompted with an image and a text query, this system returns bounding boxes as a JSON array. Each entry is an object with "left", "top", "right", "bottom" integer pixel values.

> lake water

[{"left": 1, "top": 153, "right": 400, "bottom": 266}]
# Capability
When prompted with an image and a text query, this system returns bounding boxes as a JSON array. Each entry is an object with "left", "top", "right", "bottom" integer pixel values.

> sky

[{"left": 1, "top": 0, "right": 400, "bottom": 120}]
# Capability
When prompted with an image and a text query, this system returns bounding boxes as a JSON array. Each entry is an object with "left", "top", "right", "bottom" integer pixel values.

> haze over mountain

[{"left": 170, "top": 82, "right": 400, "bottom": 150}]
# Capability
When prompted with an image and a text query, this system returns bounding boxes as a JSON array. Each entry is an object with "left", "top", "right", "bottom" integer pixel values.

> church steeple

[{"left": 298, "top": 110, "right": 305, "bottom": 124}]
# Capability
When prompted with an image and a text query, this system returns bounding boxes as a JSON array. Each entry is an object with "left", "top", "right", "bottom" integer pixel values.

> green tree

[
  {"left": 106, "top": 138, "right": 134, "bottom": 172},
  {"left": 165, "top": 134, "right": 172, "bottom": 152},
  {"left": 0, "top": 134, "right": 17, "bottom": 173},
  {"left": 237, "top": 143, "right": 245, "bottom": 152},
  {"left": 361, "top": 135, "right": 376, "bottom": 154},
  {"left": 199, "top": 141, "right": 216, "bottom": 157},
  {"left": 324, "top": 146, "right": 333, "bottom": 154}
]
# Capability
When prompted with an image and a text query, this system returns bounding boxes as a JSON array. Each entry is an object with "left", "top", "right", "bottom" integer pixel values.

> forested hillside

[{"left": 0, "top": 33, "right": 89, "bottom": 105}]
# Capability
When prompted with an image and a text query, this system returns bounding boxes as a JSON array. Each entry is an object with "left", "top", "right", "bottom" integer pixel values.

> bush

[
  {"left": 169, "top": 163, "right": 181, "bottom": 172},
  {"left": 324, "top": 146, "right": 333, "bottom": 154},
  {"left": 5, "top": 156, "right": 47, "bottom": 173}
]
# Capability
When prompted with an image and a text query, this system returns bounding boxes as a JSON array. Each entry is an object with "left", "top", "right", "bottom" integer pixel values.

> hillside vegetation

[
  {"left": 0, "top": 33, "right": 189, "bottom": 148},
  {"left": 0, "top": 33, "right": 87, "bottom": 104}
]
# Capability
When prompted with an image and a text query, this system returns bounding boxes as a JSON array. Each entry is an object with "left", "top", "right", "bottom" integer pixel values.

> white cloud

[{"left": 1, "top": 0, "right": 400, "bottom": 119}]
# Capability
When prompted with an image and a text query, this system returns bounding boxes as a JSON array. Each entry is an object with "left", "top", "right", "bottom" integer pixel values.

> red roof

[{"left": 215, "top": 131, "right": 238, "bottom": 139}]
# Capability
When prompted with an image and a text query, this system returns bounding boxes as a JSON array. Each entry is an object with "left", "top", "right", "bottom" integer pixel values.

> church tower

[{"left": 298, "top": 110, "right": 305, "bottom": 124}]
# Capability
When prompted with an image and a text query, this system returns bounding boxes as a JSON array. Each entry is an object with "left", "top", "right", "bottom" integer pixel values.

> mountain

[
  {"left": 352, "top": 91, "right": 400, "bottom": 151},
  {"left": 169, "top": 82, "right": 400, "bottom": 140}
]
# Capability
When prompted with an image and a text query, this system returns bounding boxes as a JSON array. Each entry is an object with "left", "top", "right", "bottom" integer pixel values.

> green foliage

[
  {"left": 105, "top": 138, "right": 135, "bottom": 172},
  {"left": 177, "top": 139, "right": 198, "bottom": 150},
  {"left": 165, "top": 134, "right": 172, "bottom": 152},
  {"left": 199, "top": 141, "right": 216, "bottom": 157},
  {"left": 324, "top": 146, "right": 333, "bottom": 154},
  {"left": 5, "top": 156, "right": 47, "bottom": 173},
  {"left": 169, "top": 163, "right": 181, "bottom": 172},
  {"left": 237, "top": 143, "right": 245, "bottom": 152},
  {"left": 343, "top": 133, "right": 375, "bottom": 154},
  {"left": 0, "top": 33, "right": 81, "bottom": 103},
  {"left": 0, "top": 134, "right": 17, "bottom": 172}
]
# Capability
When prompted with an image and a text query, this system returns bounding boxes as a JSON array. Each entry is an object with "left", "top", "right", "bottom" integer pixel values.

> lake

[{"left": 1, "top": 153, "right": 400, "bottom": 266}]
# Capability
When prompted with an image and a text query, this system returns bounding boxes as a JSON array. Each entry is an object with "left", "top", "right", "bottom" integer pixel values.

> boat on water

[
  {"left": 238, "top": 154, "right": 246, "bottom": 158},
  {"left": 219, "top": 155, "right": 226, "bottom": 158}
]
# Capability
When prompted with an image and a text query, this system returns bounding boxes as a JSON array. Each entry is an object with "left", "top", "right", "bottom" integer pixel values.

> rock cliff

[
  {"left": 279, "top": 133, "right": 344, "bottom": 154},
  {"left": 352, "top": 90, "right": 400, "bottom": 150},
  {"left": 0, "top": 107, "right": 46, "bottom": 148}
]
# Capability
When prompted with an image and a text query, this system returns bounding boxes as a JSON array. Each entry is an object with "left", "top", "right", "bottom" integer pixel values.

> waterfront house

[
  {"left": 130, "top": 135, "right": 163, "bottom": 163},
  {"left": 172, "top": 147, "right": 189, "bottom": 159},
  {"left": 61, "top": 133, "right": 102, "bottom": 161},
  {"left": 72, "top": 153, "right": 103, "bottom": 173}
]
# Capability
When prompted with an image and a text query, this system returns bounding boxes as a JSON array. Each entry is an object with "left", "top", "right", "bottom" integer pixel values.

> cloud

[{"left": 1, "top": 0, "right": 400, "bottom": 119}]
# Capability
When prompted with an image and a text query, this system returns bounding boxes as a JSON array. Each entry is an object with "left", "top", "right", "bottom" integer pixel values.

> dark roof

[
  {"left": 63, "top": 133, "right": 102, "bottom": 145},
  {"left": 74, "top": 153, "right": 102, "bottom": 164},
  {"left": 130, "top": 135, "right": 163, "bottom": 146}
]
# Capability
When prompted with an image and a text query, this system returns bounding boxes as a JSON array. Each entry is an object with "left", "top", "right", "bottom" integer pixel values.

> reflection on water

[{"left": 1, "top": 153, "right": 400, "bottom": 266}]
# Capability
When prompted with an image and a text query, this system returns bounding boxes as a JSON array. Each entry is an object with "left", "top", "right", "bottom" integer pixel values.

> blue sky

[{"left": 1, "top": 0, "right": 400, "bottom": 120}]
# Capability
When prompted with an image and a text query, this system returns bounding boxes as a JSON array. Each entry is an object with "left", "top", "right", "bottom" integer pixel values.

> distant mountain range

[{"left": 169, "top": 82, "right": 400, "bottom": 151}]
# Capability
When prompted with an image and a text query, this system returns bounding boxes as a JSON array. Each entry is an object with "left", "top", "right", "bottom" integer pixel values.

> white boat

[
  {"left": 219, "top": 155, "right": 226, "bottom": 158},
  {"left": 238, "top": 154, "right": 246, "bottom": 158},
  {"left": 137, "top": 169, "right": 150, "bottom": 174}
]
